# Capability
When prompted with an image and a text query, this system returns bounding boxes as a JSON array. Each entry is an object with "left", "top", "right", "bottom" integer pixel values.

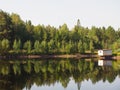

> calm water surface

[
  {"left": 0, "top": 59, "right": 120, "bottom": 90},
  {"left": 29, "top": 76, "right": 120, "bottom": 90}
]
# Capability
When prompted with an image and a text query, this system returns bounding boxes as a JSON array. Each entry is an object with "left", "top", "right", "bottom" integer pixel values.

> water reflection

[
  {"left": 98, "top": 60, "right": 112, "bottom": 66},
  {"left": 0, "top": 59, "right": 120, "bottom": 90}
]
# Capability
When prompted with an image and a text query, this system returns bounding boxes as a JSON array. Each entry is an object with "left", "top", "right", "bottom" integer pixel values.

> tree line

[{"left": 0, "top": 10, "right": 120, "bottom": 55}]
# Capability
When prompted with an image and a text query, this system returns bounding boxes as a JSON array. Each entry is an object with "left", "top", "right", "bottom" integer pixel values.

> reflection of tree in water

[
  {"left": 77, "top": 82, "right": 81, "bottom": 90},
  {"left": 0, "top": 59, "right": 120, "bottom": 90}
]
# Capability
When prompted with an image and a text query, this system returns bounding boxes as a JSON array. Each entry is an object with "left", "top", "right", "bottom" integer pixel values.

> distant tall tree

[
  {"left": 1, "top": 39, "right": 9, "bottom": 54},
  {"left": 0, "top": 10, "right": 14, "bottom": 47},
  {"left": 59, "top": 24, "right": 69, "bottom": 42},
  {"left": 33, "top": 25, "right": 44, "bottom": 41},
  {"left": 112, "top": 39, "right": 120, "bottom": 52},
  {"left": 25, "top": 20, "right": 34, "bottom": 41},
  {"left": 34, "top": 40, "right": 40, "bottom": 53},
  {"left": 65, "top": 41, "right": 72, "bottom": 54},
  {"left": 116, "top": 28, "right": 120, "bottom": 39},
  {"left": 78, "top": 41, "right": 85, "bottom": 53},
  {"left": 40, "top": 40, "right": 48, "bottom": 53},
  {"left": 24, "top": 40, "right": 32, "bottom": 54},
  {"left": 77, "top": 19, "right": 81, "bottom": 28},
  {"left": 25, "top": 20, "right": 33, "bottom": 33},
  {"left": 13, "top": 39, "right": 21, "bottom": 53},
  {"left": 13, "top": 39, "right": 18, "bottom": 52},
  {"left": 11, "top": 13, "right": 29, "bottom": 43},
  {"left": 89, "top": 40, "right": 94, "bottom": 53},
  {"left": 48, "top": 39, "right": 56, "bottom": 53},
  {"left": 106, "top": 26, "right": 116, "bottom": 48}
]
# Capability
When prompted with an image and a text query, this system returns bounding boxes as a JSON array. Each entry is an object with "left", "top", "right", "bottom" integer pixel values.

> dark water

[{"left": 0, "top": 59, "right": 120, "bottom": 90}]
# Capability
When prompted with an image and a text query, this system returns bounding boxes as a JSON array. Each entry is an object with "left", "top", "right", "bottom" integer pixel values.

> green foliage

[
  {"left": 24, "top": 61, "right": 32, "bottom": 73},
  {"left": 1, "top": 39, "right": 9, "bottom": 54},
  {"left": 13, "top": 39, "right": 21, "bottom": 53},
  {"left": 65, "top": 41, "right": 72, "bottom": 54},
  {"left": 24, "top": 40, "right": 32, "bottom": 54},
  {"left": 59, "top": 24, "right": 69, "bottom": 41},
  {"left": 13, "top": 62, "right": 21, "bottom": 75},
  {"left": 34, "top": 40, "right": 40, "bottom": 53},
  {"left": 40, "top": 40, "right": 48, "bottom": 54},
  {"left": 0, "top": 10, "right": 14, "bottom": 42},
  {"left": 1, "top": 65, "right": 9, "bottom": 75},
  {"left": 34, "top": 61, "right": 40, "bottom": 73},
  {"left": 48, "top": 39, "right": 56, "bottom": 53},
  {"left": 0, "top": 10, "right": 120, "bottom": 54},
  {"left": 112, "top": 39, "right": 120, "bottom": 52},
  {"left": 89, "top": 40, "right": 94, "bottom": 53},
  {"left": 78, "top": 41, "right": 85, "bottom": 53}
]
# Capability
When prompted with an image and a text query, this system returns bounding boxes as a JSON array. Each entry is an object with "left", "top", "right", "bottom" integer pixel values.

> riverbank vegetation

[{"left": 0, "top": 10, "right": 120, "bottom": 55}]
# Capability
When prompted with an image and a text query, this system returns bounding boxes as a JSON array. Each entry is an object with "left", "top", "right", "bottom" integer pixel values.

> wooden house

[{"left": 98, "top": 49, "right": 112, "bottom": 56}]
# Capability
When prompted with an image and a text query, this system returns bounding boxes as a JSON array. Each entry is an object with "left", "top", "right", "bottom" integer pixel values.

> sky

[{"left": 0, "top": 0, "right": 120, "bottom": 30}]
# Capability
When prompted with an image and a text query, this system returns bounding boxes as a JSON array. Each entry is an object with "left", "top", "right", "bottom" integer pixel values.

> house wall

[
  {"left": 103, "top": 50, "right": 112, "bottom": 56},
  {"left": 98, "top": 50, "right": 112, "bottom": 56},
  {"left": 98, "top": 50, "right": 103, "bottom": 56}
]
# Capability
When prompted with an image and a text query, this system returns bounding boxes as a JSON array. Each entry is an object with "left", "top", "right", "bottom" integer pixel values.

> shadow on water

[{"left": 0, "top": 58, "right": 120, "bottom": 90}]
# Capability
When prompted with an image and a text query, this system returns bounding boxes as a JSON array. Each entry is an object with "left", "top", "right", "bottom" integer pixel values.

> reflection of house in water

[{"left": 98, "top": 60, "right": 112, "bottom": 66}]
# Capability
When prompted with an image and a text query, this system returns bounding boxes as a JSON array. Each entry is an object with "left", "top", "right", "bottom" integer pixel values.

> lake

[{"left": 0, "top": 58, "right": 120, "bottom": 90}]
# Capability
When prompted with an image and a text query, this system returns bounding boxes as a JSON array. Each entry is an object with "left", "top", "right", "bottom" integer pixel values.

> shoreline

[{"left": 0, "top": 54, "right": 120, "bottom": 60}]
